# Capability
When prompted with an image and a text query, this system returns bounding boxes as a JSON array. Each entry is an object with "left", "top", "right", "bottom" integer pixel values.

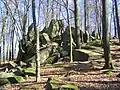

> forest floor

[{"left": 1, "top": 39, "right": 120, "bottom": 90}]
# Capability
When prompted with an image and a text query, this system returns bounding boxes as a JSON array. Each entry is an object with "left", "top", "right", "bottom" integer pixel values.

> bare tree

[
  {"left": 74, "top": 0, "right": 81, "bottom": 49},
  {"left": 102, "top": 0, "right": 114, "bottom": 69},
  {"left": 32, "top": 0, "right": 40, "bottom": 82},
  {"left": 114, "top": 0, "right": 120, "bottom": 41},
  {"left": 62, "top": 0, "right": 73, "bottom": 62},
  {"left": 112, "top": 1, "right": 117, "bottom": 38},
  {"left": 84, "top": 0, "right": 87, "bottom": 32}
]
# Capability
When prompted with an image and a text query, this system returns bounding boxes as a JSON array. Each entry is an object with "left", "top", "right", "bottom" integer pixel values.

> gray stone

[
  {"left": 7, "top": 76, "right": 24, "bottom": 84},
  {"left": 19, "top": 61, "right": 27, "bottom": 67},
  {"left": 7, "top": 61, "right": 17, "bottom": 70},
  {"left": 16, "top": 19, "right": 64, "bottom": 65},
  {"left": 43, "top": 53, "right": 60, "bottom": 65},
  {"left": 22, "top": 67, "right": 36, "bottom": 76},
  {"left": 83, "top": 31, "right": 89, "bottom": 43},
  {"left": 40, "top": 33, "right": 51, "bottom": 45},
  {"left": 40, "top": 46, "right": 53, "bottom": 63},
  {"left": 47, "top": 19, "right": 60, "bottom": 38},
  {"left": 73, "top": 49, "right": 89, "bottom": 61},
  {"left": 13, "top": 69, "right": 24, "bottom": 77},
  {"left": 0, "top": 78, "right": 10, "bottom": 87},
  {"left": 0, "top": 72, "right": 14, "bottom": 78},
  {"left": 22, "top": 46, "right": 53, "bottom": 64},
  {"left": 27, "top": 23, "right": 35, "bottom": 42},
  {"left": 60, "top": 84, "right": 79, "bottom": 90},
  {"left": 58, "top": 47, "right": 68, "bottom": 57},
  {"left": 26, "top": 43, "right": 36, "bottom": 56}
]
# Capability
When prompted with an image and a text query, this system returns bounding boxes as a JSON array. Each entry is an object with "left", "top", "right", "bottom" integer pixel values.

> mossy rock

[
  {"left": 45, "top": 78, "right": 61, "bottom": 90},
  {"left": 73, "top": 49, "right": 89, "bottom": 61},
  {"left": 13, "top": 69, "right": 25, "bottom": 77},
  {"left": 7, "top": 76, "right": 24, "bottom": 84},
  {"left": 60, "top": 83, "right": 79, "bottom": 90},
  {"left": 0, "top": 72, "right": 15, "bottom": 78},
  {"left": 7, "top": 61, "right": 17, "bottom": 69},
  {"left": 47, "top": 19, "right": 59, "bottom": 38},
  {"left": 40, "top": 33, "right": 51, "bottom": 45},
  {"left": 43, "top": 53, "right": 60, "bottom": 65},
  {"left": 81, "top": 45, "right": 96, "bottom": 50},
  {"left": 22, "top": 67, "right": 36, "bottom": 76},
  {"left": 19, "top": 86, "right": 27, "bottom": 90},
  {"left": 101, "top": 69, "right": 114, "bottom": 76},
  {"left": 45, "top": 78, "right": 78, "bottom": 90},
  {"left": 19, "top": 61, "right": 27, "bottom": 68},
  {"left": 79, "top": 49, "right": 101, "bottom": 56},
  {"left": 89, "top": 40, "right": 101, "bottom": 47},
  {"left": 73, "top": 49, "right": 102, "bottom": 61},
  {"left": 0, "top": 78, "right": 10, "bottom": 86}
]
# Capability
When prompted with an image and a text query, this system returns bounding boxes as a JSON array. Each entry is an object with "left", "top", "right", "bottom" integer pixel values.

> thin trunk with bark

[
  {"left": 32, "top": 0, "right": 40, "bottom": 82},
  {"left": 84, "top": 0, "right": 87, "bottom": 32},
  {"left": 114, "top": 0, "right": 120, "bottom": 42},
  {"left": 74, "top": 0, "right": 81, "bottom": 49},
  {"left": 66, "top": 0, "right": 73, "bottom": 63},
  {"left": 102, "top": 0, "right": 114, "bottom": 69}
]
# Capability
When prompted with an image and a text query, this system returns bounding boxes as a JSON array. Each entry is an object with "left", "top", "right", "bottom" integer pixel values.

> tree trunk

[
  {"left": 66, "top": 0, "right": 73, "bottom": 63},
  {"left": 74, "top": 0, "right": 81, "bottom": 49},
  {"left": 6, "top": 44, "right": 9, "bottom": 61},
  {"left": 11, "top": 19, "right": 15, "bottom": 60},
  {"left": 0, "top": 46, "right": 1, "bottom": 64},
  {"left": 2, "top": 17, "right": 6, "bottom": 63},
  {"left": 51, "top": 0, "right": 55, "bottom": 19},
  {"left": 3, "top": 35, "right": 5, "bottom": 63},
  {"left": 84, "top": 0, "right": 87, "bottom": 32},
  {"left": 32, "top": 0, "right": 40, "bottom": 82},
  {"left": 95, "top": 0, "right": 101, "bottom": 39},
  {"left": 102, "top": 0, "right": 114, "bottom": 69},
  {"left": 99, "top": 0, "right": 102, "bottom": 40},
  {"left": 114, "top": 0, "right": 120, "bottom": 42},
  {"left": 112, "top": 3, "right": 117, "bottom": 37}
]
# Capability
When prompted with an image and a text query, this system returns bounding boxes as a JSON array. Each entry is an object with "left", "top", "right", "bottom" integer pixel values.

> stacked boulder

[
  {"left": 17, "top": 19, "right": 65, "bottom": 66},
  {"left": 17, "top": 19, "right": 91, "bottom": 66}
]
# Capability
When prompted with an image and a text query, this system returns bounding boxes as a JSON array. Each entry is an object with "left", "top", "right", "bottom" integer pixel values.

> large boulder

[
  {"left": 0, "top": 78, "right": 10, "bottom": 87},
  {"left": 22, "top": 67, "right": 36, "bottom": 76},
  {"left": 40, "top": 46, "right": 53, "bottom": 63},
  {"left": 39, "top": 33, "right": 51, "bottom": 45},
  {"left": 0, "top": 72, "right": 24, "bottom": 87},
  {"left": 58, "top": 46, "right": 68, "bottom": 57},
  {"left": 6, "top": 61, "right": 17, "bottom": 70},
  {"left": 61, "top": 84, "right": 79, "bottom": 90},
  {"left": 0, "top": 72, "right": 14, "bottom": 78},
  {"left": 47, "top": 19, "right": 60, "bottom": 39},
  {"left": 71, "top": 27, "right": 84, "bottom": 44},
  {"left": 83, "top": 31, "right": 89, "bottom": 43},
  {"left": 62, "top": 27, "right": 76, "bottom": 51},
  {"left": 17, "top": 39, "right": 26, "bottom": 64},
  {"left": 73, "top": 49, "right": 89, "bottom": 61},
  {"left": 73, "top": 48, "right": 102, "bottom": 61},
  {"left": 44, "top": 78, "right": 78, "bottom": 90},
  {"left": 17, "top": 41, "right": 59, "bottom": 66},
  {"left": 16, "top": 19, "right": 65, "bottom": 65},
  {"left": 91, "top": 30, "right": 99, "bottom": 41},
  {"left": 26, "top": 41, "right": 36, "bottom": 55},
  {"left": 43, "top": 53, "right": 60, "bottom": 65},
  {"left": 12, "top": 68, "right": 24, "bottom": 77},
  {"left": 23, "top": 46, "right": 53, "bottom": 64},
  {"left": 27, "top": 23, "right": 35, "bottom": 42},
  {"left": 7, "top": 76, "right": 24, "bottom": 84}
]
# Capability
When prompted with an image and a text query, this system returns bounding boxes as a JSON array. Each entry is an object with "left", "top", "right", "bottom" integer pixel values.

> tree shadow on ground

[
  {"left": 63, "top": 63, "right": 101, "bottom": 73},
  {"left": 112, "top": 54, "right": 120, "bottom": 60}
]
